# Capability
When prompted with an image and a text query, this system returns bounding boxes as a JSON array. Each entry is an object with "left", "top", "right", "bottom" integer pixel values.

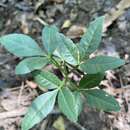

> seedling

[{"left": 0, "top": 16, "right": 125, "bottom": 130}]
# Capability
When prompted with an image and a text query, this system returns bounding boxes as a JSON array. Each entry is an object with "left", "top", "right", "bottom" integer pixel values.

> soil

[{"left": 0, "top": 0, "right": 130, "bottom": 130}]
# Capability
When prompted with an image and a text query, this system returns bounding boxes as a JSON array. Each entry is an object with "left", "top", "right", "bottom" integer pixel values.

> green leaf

[
  {"left": 58, "top": 87, "right": 78, "bottom": 122},
  {"left": 80, "top": 56, "right": 125, "bottom": 74},
  {"left": 54, "top": 34, "right": 79, "bottom": 65},
  {"left": 76, "top": 44, "right": 88, "bottom": 62},
  {"left": 73, "top": 92, "right": 83, "bottom": 115},
  {"left": 15, "top": 57, "right": 49, "bottom": 74},
  {"left": 0, "top": 34, "right": 44, "bottom": 57},
  {"left": 33, "top": 71, "right": 61, "bottom": 89},
  {"left": 22, "top": 90, "right": 58, "bottom": 130},
  {"left": 79, "top": 73, "right": 104, "bottom": 89},
  {"left": 42, "top": 25, "right": 59, "bottom": 54},
  {"left": 79, "top": 16, "right": 104, "bottom": 55},
  {"left": 84, "top": 89, "right": 120, "bottom": 112}
]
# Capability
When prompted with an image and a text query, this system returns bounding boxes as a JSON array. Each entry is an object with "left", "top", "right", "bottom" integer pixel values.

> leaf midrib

[
  {"left": 60, "top": 90, "right": 76, "bottom": 121},
  {"left": 24, "top": 90, "right": 57, "bottom": 129}
]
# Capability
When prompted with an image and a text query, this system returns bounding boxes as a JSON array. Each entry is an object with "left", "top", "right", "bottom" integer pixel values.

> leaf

[
  {"left": 76, "top": 44, "right": 88, "bottom": 62},
  {"left": 33, "top": 71, "right": 61, "bottom": 89},
  {"left": 0, "top": 34, "right": 44, "bottom": 57},
  {"left": 42, "top": 25, "right": 59, "bottom": 54},
  {"left": 79, "top": 73, "right": 104, "bottom": 89},
  {"left": 53, "top": 116, "right": 65, "bottom": 130},
  {"left": 15, "top": 57, "right": 49, "bottom": 74},
  {"left": 58, "top": 87, "right": 78, "bottom": 122},
  {"left": 73, "top": 92, "right": 83, "bottom": 115},
  {"left": 80, "top": 56, "right": 125, "bottom": 74},
  {"left": 84, "top": 89, "right": 120, "bottom": 112},
  {"left": 22, "top": 89, "right": 58, "bottom": 130},
  {"left": 54, "top": 33, "right": 79, "bottom": 65},
  {"left": 79, "top": 16, "right": 104, "bottom": 55}
]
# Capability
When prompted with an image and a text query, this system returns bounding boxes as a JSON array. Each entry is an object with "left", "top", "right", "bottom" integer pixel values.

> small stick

[
  {"left": 0, "top": 107, "right": 27, "bottom": 119},
  {"left": 17, "top": 82, "right": 24, "bottom": 107},
  {"left": 73, "top": 122, "right": 88, "bottom": 130},
  {"left": 34, "top": 16, "right": 48, "bottom": 26},
  {"left": 0, "top": 3, "right": 7, "bottom": 8}
]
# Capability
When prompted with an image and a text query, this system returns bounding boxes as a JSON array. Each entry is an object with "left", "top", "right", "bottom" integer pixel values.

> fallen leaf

[
  {"left": 62, "top": 20, "right": 72, "bottom": 29},
  {"left": 53, "top": 116, "right": 65, "bottom": 130},
  {"left": 66, "top": 25, "right": 86, "bottom": 39},
  {"left": 26, "top": 80, "right": 38, "bottom": 89}
]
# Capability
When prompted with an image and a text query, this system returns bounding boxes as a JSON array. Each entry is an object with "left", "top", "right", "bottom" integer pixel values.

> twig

[
  {"left": 73, "top": 122, "right": 88, "bottom": 130},
  {"left": 0, "top": 3, "right": 7, "bottom": 8},
  {"left": 0, "top": 107, "right": 27, "bottom": 119},
  {"left": 17, "top": 82, "right": 25, "bottom": 107},
  {"left": 34, "top": 16, "right": 48, "bottom": 26},
  {"left": 119, "top": 74, "right": 129, "bottom": 111}
]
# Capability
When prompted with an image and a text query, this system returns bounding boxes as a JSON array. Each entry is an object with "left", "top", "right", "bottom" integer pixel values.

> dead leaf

[
  {"left": 62, "top": 19, "right": 72, "bottom": 29},
  {"left": 26, "top": 80, "right": 38, "bottom": 89},
  {"left": 53, "top": 116, "right": 65, "bottom": 130},
  {"left": 66, "top": 25, "right": 86, "bottom": 38}
]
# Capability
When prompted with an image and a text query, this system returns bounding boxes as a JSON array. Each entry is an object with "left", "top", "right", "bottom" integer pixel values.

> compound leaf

[
  {"left": 58, "top": 87, "right": 78, "bottom": 122},
  {"left": 42, "top": 25, "right": 59, "bottom": 54},
  {"left": 22, "top": 89, "right": 58, "bottom": 130},
  {"left": 79, "top": 16, "right": 104, "bottom": 55},
  {"left": 80, "top": 56, "right": 125, "bottom": 74},
  {"left": 84, "top": 89, "right": 120, "bottom": 112},
  {"left": 0, "top": 34, "right": 44, "bottom": 57},
  {"left": 79, "top": 73, "right": 104, "bottom": 89},
  {"left": 33, "top": 70, "right": 61, "bottom": 89},
  {"left": 15, "top": 57, "right": 49, "bottom": 74}
]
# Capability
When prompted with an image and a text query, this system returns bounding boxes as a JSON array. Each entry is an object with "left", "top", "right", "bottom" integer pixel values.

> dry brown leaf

[
  {"left": 66, "top": 25, "right": 86, "bottom": 38},
  {"left": 26, "top": 80, "right": 38, "bottom": 89},
  {"left": 20, "top": 14, "right": 29, "bottom": 34}
]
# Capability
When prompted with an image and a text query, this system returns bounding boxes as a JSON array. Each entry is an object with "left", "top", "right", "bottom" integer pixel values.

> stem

[
  {"left": 73, "top": 122, "right": 88, "bottom": 130},
  {"left": 48, "top": 55, "right": 66, "bottom": 76},
  {"left": 67, "top": 63, "right": 84, "bottom": 76},
  {"left": 48, "top": 55, "right": 69, "bottom": 87}
]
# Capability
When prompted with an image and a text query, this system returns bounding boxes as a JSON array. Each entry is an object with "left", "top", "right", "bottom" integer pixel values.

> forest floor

[{"left": 0, "top": 0, "right": 130, "bottom": 130}]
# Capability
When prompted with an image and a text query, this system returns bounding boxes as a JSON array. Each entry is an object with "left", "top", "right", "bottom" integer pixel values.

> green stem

[
  {"left": 48, "top": 55, "right": 65, "bottom": 76},
  {"left": 48, "top": 55, "right": 70, "bottom": 88}
]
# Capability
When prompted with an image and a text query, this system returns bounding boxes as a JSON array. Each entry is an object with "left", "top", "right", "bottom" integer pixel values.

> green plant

[{"left": 0, "top": 16, "right": 125, "bottom": 130}]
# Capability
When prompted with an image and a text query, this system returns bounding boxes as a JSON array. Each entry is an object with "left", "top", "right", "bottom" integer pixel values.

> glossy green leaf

[
  {"left": 0, "top": 34, "right": 44, "bottom": 57},
  {"left": 15, "top": 57, "right": 49, "bottom": 74},
  {"left": 73, "top": 92, "right": 83, "bottom": 115},
  {"left": 79, "top": 73, "right": 104, "bottom": 89},
  {"left": 76, "top": 44, "right": 87, "bottom": 62},
  {"left": 79, "top": 16, "right": 104, "bottom": 55},
  {"left": 42, "top": 25, "right": 59, "bottom": 54},
  {"left": 22, "top": 90, "right": 58, "bottom": 130},
  {"left": 54, "top": 34, "right": 79, "bottom": 65},
  {"left": 84, "top": 89, "right": 120, "bottom": 112},
  {"left": 58, "top": 87, "right": 78, "bottom": 122},
  {"left": 80, "top": 56, "right": 125, "bottom": 74},
  {"left": 33, "top": 71, "right": 61, "bottom": 89}
]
